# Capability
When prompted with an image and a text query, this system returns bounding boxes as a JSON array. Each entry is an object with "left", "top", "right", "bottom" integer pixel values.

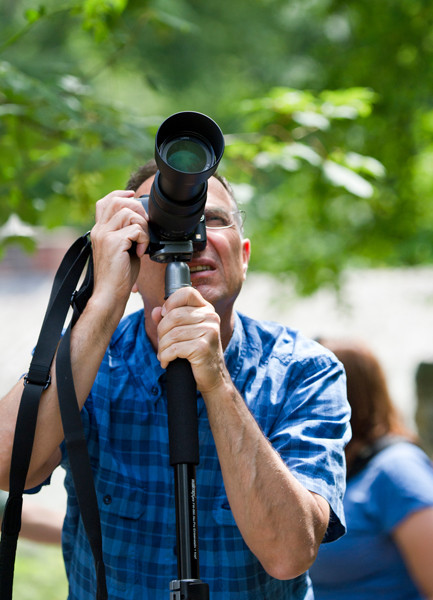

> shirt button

[
  {"left": 103, "top": 495, "right": 112, "bottom": 505},
  {"left": 151, "top": 386, "right": 158, "bottom": 396}
]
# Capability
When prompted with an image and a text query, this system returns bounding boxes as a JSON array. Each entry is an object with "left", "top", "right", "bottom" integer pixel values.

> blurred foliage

[
  {"left": 1, "top": 0, "right": 433, "bottom": 293},
  {"left": 14, "top": 540, "right": 67, "bottom": 600},
  {"left": 224, "top": 86, "right": 385, "bottom": 293}
]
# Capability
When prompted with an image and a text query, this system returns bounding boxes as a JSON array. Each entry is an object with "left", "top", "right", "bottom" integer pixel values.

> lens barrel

[{"left": 149, "top": 111, "right": 225, "bottom": 240}]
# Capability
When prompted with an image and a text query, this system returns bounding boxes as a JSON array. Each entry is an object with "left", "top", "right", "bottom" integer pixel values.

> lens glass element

[{"left": 163, "top": 136, "right": 215, "bottom": 173}]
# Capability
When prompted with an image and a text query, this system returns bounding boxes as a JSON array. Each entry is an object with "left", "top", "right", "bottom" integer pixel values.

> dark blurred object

[{"left": 415, "top": 362, "right": 433, "bottom": 457}]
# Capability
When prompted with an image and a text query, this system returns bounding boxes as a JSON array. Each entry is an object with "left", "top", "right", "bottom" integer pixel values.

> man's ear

[{"left": 242, "top": 238, "right": 251, "bottom": 280}]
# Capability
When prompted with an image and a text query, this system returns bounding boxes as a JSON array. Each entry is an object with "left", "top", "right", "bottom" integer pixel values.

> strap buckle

[{"left": 24, "top": 373, "right": 51, "bottom": 391}]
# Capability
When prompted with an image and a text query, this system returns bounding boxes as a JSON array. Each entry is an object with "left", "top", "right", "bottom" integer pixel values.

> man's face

[{"left": 133, "top": 175, "right": 251, "bottom": 321}]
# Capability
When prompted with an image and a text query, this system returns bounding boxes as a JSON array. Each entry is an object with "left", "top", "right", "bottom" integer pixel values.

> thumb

[{"left": 151, "top": 306, "right": 163, "bottom": 325}]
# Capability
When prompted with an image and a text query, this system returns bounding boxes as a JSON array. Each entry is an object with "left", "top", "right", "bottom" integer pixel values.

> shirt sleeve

[
  {"left": 267, "top": 341, "right": 351, "bottom": 543},
  {"left": 369, "top": 442, "right": 433, "bottom": 533}
]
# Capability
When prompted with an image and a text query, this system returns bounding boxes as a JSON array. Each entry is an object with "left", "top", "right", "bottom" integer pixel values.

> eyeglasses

[{"left": 204, "top": 209, "right": 246, "bottom": 230}]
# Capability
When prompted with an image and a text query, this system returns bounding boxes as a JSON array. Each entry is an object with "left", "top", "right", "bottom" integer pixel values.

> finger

[
  {"left": 106, "top": 206, "right": 148, "bottom": 234},
  {"left": 95, "top": 190, "right": 135, "bottom": 220},
  {"left": 161, "top": 287, "right": 208, "bottom": 317},
  {"left": 120, "top": 213, "right": 149, "bottom": 257},
  {"left": 157, "top": 328, "right": 221, "bottom": 377},
  {"left": 135, "top": 241, "right": 147, "bottom": 258},
  {"left": 158, "top": 304, "right": 217, "bottom": 339},
  {"left": 91, "top": 208, "right": 148, "bottom": 249},
  {"left": 156, "top": 309, "right": 220, "bottom": 363},
  {"left": 157, "top": 335, "right": 209, "bottom": 369},
  {"left": 116, "top": 222, "right": 149, "bottom": 253},
  {"left": 91, "top": 222, "right": 149, "bottom": 267},
  {"left": 151, "top": 306, "right": 163, "bottom": 326},
  {"left": 158, "top": 321, "right": 215, "bottom": 352},
  {"left": 95, "top": 191, "right": 148, "bottom": 223}
]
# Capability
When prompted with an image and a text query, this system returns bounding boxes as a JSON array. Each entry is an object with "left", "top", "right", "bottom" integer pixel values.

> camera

[{"left": 141, "top": 111, "right": 225, "bottom": 262}]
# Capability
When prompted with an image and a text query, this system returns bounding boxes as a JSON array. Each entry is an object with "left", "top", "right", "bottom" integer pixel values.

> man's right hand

[
  {"left": 0, "top": 190, "right": 149, "bottom": 491},
  {"left": 90, "top": 190, "right": 149, "bottom": 312}
]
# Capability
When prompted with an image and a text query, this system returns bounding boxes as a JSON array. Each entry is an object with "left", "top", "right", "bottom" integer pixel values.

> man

[{"left": 0, "top": 160, "right": 350, "bottom": 598}]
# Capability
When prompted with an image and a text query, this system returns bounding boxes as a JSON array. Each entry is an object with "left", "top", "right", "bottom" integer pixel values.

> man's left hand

[{"left": 151, "top": 287, "right": 230, "bottom": 393}]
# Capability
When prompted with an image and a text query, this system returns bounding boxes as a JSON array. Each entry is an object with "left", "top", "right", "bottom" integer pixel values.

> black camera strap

[
  {"left": 0, "top": 233, "right": 107, "bottom": 600},
  {"left": 56, "top": 323, "right": 107, "bottom": 600}
]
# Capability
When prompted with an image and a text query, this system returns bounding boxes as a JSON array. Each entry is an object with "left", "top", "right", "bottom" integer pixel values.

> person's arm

[
  {"left": 0, "top": 190, "right": 149, "bottom": 491},
  {"left": 153, "top": 287, "right": 330, "bottom": 580},
  {"left": 202, "top": 378, "right": 330, "bottom": 579},
  {"left": 393, "top": 506, "right": 433, "bottom": 599}
]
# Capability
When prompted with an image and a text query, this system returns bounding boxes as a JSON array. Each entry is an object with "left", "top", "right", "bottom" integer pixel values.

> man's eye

[{"left": 205, "top": 213, "right": 230, "bottom": 227}]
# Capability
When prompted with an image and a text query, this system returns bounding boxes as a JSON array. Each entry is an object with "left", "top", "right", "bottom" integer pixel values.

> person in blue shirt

[
  {"left": 0, "top": 160, "right": 350, "bottom": 599},
  {"left": 309, "top": 338, "right": 433, "bottom": 600}
]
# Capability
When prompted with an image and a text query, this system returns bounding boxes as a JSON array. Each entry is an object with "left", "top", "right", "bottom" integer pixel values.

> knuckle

[
  {"left": 95, "top": 199, "right": 105, "bottom": 219},
  {"left": 118, "top": 206, "right": 130, "bottom": 218},
  {"left": 90, "top": 224, "right": 101, "bottom": 243},
  {"left": 167, "top": 342, "right": 179, "bottom": 360},
  {"left": 196, "top": 336, "right": 210, "bottom": 354}
]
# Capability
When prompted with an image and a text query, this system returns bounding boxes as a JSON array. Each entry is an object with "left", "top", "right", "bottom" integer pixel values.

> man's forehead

[
  {"left": 135, "top": 176, "right": 154, "bottom": 197},
  {"left": 206, "top": 177, "right": 233, "bottom": 210}
]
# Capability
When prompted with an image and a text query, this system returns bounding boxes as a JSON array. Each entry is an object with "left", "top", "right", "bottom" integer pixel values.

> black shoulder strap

[
  {"left": 0, "top": 233, "right": 107, "bottom": 600},
  {"left": 347, "top": 435, "right": 406, "bottom": 480},
  {"left": 56, "top": 324, "right": 107, "bottom": 599}
]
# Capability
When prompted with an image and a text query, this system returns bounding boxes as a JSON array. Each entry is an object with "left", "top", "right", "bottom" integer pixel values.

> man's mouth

[{"left": 190, "top": 265, "right": 214, "bottom": 274}]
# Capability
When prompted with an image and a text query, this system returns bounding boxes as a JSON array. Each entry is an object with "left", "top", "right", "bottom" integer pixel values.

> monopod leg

[{"left": 165, "top": 262, "right": 209, "bottom": 600}]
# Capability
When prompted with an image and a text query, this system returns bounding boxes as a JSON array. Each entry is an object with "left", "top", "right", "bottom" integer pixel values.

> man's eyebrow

[{"left": 205, "top": 206, "right": 229, "bottom": 214}]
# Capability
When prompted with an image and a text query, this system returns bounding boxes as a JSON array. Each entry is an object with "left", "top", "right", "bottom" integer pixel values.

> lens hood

[{"left": 154, "top": 111, "right": 225, "bottom": 202}]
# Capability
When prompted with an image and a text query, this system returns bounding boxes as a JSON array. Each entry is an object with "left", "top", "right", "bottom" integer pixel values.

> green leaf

[
  {"left": 24, "top": 8, "right": 45, "bottom": 24},
  {"left": 322, "top": 160, "right": 374, "bottom": 198}
]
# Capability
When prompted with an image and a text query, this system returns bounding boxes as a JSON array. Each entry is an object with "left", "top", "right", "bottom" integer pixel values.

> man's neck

[
  {"left": 218, "top": 310, "right": 236, "bottom": 351},
  {"left": 144, "top": 312, "right": 159, "bottom": 352}
]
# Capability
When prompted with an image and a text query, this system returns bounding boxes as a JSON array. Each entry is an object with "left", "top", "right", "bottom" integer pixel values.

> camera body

[
  {"left": 142, "top": 111, "right": 224, "bottom": 263},
  {"left": 139, "top": 192, "right": 207, "bottom": 262}
]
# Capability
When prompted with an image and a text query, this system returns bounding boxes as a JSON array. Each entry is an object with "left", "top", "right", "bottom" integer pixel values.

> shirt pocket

[{"left": 98, "top": 479, "right": 147, "bottom": 592}]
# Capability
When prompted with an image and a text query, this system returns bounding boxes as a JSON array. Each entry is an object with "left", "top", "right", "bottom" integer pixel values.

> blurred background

[{"left": 1, "top": 0, "right": 433, "bottom": 597}]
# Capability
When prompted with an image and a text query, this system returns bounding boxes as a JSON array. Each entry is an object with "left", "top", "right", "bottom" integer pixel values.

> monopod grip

[{"left": 166, "top": 357, "right": 200, "bottom": 466}]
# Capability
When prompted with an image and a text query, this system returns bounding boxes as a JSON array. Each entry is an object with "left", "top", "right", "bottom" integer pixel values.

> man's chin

[
  {"left": 191, "top": 279, "right": 217, "bottom": 302},
  {"left": 191, "top": 279, "right": 211, "bottom": 293},
  {"left": 190, "top": 273, "right": 213, "bottom": 287}
]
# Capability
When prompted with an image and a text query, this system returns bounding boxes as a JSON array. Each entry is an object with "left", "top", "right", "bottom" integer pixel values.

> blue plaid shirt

[{"left": 60, "top": 309, "right": 350, "bottom": 599}]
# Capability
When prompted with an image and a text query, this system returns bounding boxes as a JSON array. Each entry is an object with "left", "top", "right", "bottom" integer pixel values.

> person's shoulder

[
  {"left": 371, "top": 440, "right": 433, "bottom": 494},
  {"left": 375, "top": 440, "right": 432, "bottom": 473},
  {"left": 236, "top": 311, "right": 339, "bottom": 367},
  {"left": 237, "top": 311, "right": 292, "bottom": 339},
  {"left": 365, "top": 440, "right": 433, "bottom": 528}
]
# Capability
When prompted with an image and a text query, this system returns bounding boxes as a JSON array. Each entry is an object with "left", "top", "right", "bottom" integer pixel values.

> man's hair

[{"left": 126, "top": 159, "right": 158, "bottom": 192}]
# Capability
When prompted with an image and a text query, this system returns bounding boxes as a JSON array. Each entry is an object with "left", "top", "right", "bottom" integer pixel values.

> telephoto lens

[{"left": 148, "top": 111, "right": 225, "bottom": 240}]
